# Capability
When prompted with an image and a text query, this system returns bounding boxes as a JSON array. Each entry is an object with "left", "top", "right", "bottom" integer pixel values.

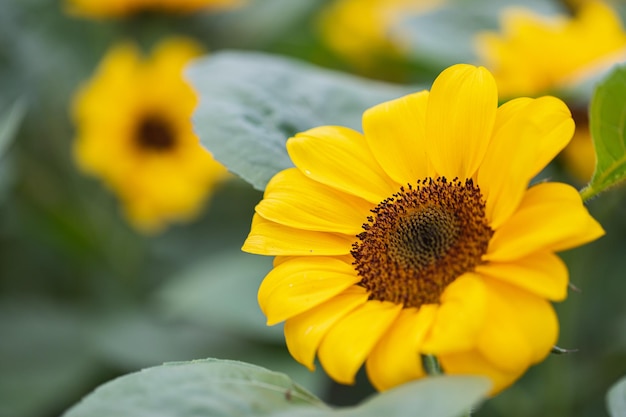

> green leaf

[
  {"left": 62, "top": 359, "right": 329, "bottom": 417},
  {"left": 0, "top": 98, "right": 26, "bottom": 159},
  {"left": 345, "top": 376, "right": 488, "bottom": 417},
  {"left": 272, "top": 375, "right": 490, "bottom": 417},
  {"left": 188, "top": 51, "right": 415, "bottom": 191},
  {"left": 582, "top": 64, "right": 626, "bottom": 201},
  {"left": 608, "top": 376, "right": 626, "bottom": 417},
  {"left": 61, "top": 356, "right": 489, "bottom": 417}
]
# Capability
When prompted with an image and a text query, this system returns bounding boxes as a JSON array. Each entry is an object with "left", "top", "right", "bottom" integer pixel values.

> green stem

[
  {"left": 422, "top": 355, "right": 472, "bottom": 417},
  {"left": 579, "top": 177, "right": 626, "bottom": 202},
  {"left": 579, "top": 184, "right": 602, "bottom": 202},
  {"left": 422, "top": 354, "right": 442, "bottom": 376}
]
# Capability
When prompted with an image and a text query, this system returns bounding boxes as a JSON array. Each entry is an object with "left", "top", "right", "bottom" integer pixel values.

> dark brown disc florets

[
  {"left": 351, "top": 177, "right": 493, "bottom": 308},
  {"left": 135, "top": 114, "right": 176, "bottom": 151}
]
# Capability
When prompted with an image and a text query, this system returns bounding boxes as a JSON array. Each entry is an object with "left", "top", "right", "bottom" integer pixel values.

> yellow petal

[
  {"left": 421, "top": 273, "right": 487, "bottom": 354},
  {"left": 256, "top": 168, "right": 372, "bottom": 234},
  {"left": 476, "top": 252, "right": 568, "bottom": 301},
  {"left": 480, "top": 278, "right": 558, "bottom": 366},
  {"left": 318, "top": 301, "right": 403, "bottom": 384},
  {"left": 425, "top": 64, "right": 498, "bottom": 179},
  {"left": 485, "top": 182, "right": 604, "bottom": 262},
  {"left": 528, "top": 99, "right": 575, "bottom": 175},
  {"left": 273, "top": 254, "right": 354, "bottom": 267},
  {"left": 488, "top": 97, "right": 533, "bottom": 127},
  {"left": 475, "top": 288, "right": 533, "bottom": 373},
  {"left": 478, "top": 96, "right": 574, "bottom": 228},
  {"left": 362, "top": 91, "right": 433, "bottom": 184},
  {"left": 549, "top": 213, "right": 606, "bottom": 253},
  {"left": 365, "top": 304, "right": 438, "bottom": 391},
  {"left": 287, "top": 126, "right": 397, "bottom": 204},
  {"left": 242, "top": 214, "right": 354, "bottom": 256},
  {"left": 284, "top": 286, "right": 369, "bottom": 370},
  {"left": 258, "top": 256, "right": 360, "bottom": 325},
  {"left": 439, "top": 349, "right": 522, "bottom": 395}
]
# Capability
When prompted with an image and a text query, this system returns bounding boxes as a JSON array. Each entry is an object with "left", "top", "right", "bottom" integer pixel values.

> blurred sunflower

[
  {"left": 242, "top": 64, "right": 604, "bottom": 394},
  {"left": 72, "top": 38, "right": 229, "bottom": 233},
  {"left": 65, "top": 0, "right": 242, "bottom": 18},
  {"left": 317, "top": 0, "right": 445, "bottom": 74},
  {"left": 476, "top": 1, "right": 626, "bottom": 98},
  {"left": 476, "top": 1, "right": 626, "bottom": 181}
]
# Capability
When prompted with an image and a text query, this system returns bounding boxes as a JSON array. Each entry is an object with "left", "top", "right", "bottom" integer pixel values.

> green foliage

[
  {"left": 298, "top": 375, "right": 490, "bottom": 417},
  {"left": 0, "top": 300, "right": 96, "bottom": 417},
  {"left": 582, "top": 64, "right": 626, "bottom": 200},
  {"left": 155, "top": 249, "right": 281, "bottom": 342},
  {"left": 201, "top": 0, "right": 322, "bottom": 49},
  {"left": 608, "top": 376, "right": 626, "bottom": 417},
  {"left": 61, "top": 359, "right": 489, "bottom": 417},
  {"left": 0, "top": 98, "right": 25, "bottom": 160},
  {"left": 188, "top": 51, "right": 415, "bottom": 191},
  {"left": 62, "top": 359, "right": 329, "bottom": 417}
]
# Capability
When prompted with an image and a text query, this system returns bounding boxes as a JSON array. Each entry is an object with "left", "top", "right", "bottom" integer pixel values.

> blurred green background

[{"left": 0, "top": 1, "right": 624, "bottom": 417}]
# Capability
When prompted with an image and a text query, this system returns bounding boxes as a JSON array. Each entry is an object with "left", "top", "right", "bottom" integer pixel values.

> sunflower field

[{"left": 1, "top": 1, "right": 626, "bottom": 417}]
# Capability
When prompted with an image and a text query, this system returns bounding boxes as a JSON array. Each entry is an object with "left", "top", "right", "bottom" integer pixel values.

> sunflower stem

[
  {"left": 421, "top": 355, "right": 472, "bottom": 416},
  {"left": 422, "top": 354, "right": 442, "bottom": 376}
]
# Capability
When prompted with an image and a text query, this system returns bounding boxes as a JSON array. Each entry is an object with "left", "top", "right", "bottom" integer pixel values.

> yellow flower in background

[
  {"left": 72, "top": 38, "right": 229, "bottom": 233},
  {"left": 243, "top": 64, "right": 604, "bottom": 394},
  {"left": 476, "top": 2, "right": 626, "bottom": 182},
  {"left": 476, "top": 1, "right": 626, "bottom": 98},
  {"left": 561, "top": 128, "right": 596, "bottom": 182},
  {"left": 65, "top": 0, "right": 242, "bottom": 18},
  {"left": 318, "top": 0, "right": 444, "bottom": 71}
]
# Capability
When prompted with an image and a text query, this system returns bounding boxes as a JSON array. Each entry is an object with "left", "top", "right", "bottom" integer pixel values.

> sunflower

[
  {"left": 476, "top": 2, "right": 626, "bottom": 183},
  {"left": 476, "top": 1, "right": 626, "bottom": 99},
  {"left": 65, "top": 0, "right": 242, "bottom": 18},
  {"left": 72, "top": 38, "right": 229, "bottom": 233},
  {"left": 242, "top": 64, "right": 604, "bottom": 394},
  {"left": 561, "top": 130, "right": 596, "bottom": 182},
  {"left": 317, "top": 0, "right": 445, "bottom": 72}
]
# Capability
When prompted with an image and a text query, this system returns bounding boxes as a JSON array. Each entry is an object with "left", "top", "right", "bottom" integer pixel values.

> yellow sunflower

[
  {"left": 562, "top": 131, "right": 596, "bottom": 182},
  {"left": 72, "top": 38, "right": 229, "bottom": 233},
  {"left": 476, "top": 1, "right": 626, "bottom": 99},
  {"left": 317, "top": 0, "right": 445, "bottom": 72},
  {"left": 242, "top": 64, "right": 604, "bottom": 394},
  {"left": 476, "top": 2, "right": 626, "bottom": 183},
  {"left": 65, "top": 0, "right": 242, "bottom": 18}
]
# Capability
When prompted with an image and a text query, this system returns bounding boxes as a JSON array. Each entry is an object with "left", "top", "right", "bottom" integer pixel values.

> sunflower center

[
  {"left": 135, "top": 115, "right": 176, "bottom": 151},
  {"left": 351, "top": 177, "right": 493, "bottom": 308}
]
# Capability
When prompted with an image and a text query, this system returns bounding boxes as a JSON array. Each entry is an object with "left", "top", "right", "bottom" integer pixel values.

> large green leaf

[
  {"left": 344, "top": 376, "right": 488, "bottom": 417},
  {"left": 62, "top": 359, "right": 329, "bottom": 417},
  {"left": 188, "top": 51, "right": 415, "bottom": 191},
  {"left": 582, "top": 64, "right": 626, "bottom": 200},
  {"left": 62, "top": 358, "right": 489, "bottom": 417},
  {"left": 608, "top": 376, "right": 626, "bottom": 417}
]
